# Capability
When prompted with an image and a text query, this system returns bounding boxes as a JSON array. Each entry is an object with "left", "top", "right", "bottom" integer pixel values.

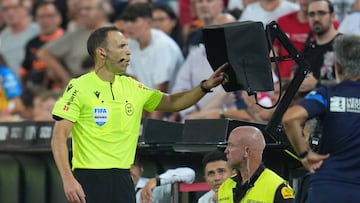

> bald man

[{"left": 218, "top": 126, "right": 295, "bottom": 203}]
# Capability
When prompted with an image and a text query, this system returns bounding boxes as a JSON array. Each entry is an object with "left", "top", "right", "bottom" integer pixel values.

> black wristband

[
  {"left": 155, "top": 175, "right": 161, "bottom": 186},
  {"left": 298, "top": 150, "right": 309, "bottom": 159},
  {"left": 200, "top": 80, "right": 213, "bottom": 93}
]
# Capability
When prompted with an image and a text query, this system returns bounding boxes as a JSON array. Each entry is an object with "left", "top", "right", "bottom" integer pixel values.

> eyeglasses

[{"left": 307, "top": 10, "right": 330, "bottom": 18}]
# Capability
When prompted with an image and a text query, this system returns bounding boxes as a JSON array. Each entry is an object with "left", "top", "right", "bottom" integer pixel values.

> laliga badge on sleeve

[
  {"left": 93, "top": 107, "right": 108, "bottom": 126},
  {"left": 281, "top": 186, "right": 295, "bottom": 199}
]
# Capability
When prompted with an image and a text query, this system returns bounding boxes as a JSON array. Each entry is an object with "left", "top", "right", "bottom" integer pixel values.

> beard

[{"left": 311, "top": 22, "right": 330, "bottom": 37}]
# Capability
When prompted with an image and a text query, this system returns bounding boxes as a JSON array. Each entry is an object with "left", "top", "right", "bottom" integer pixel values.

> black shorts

[{"left": 73, "top": 168, "right": 135, "bottom": 203}]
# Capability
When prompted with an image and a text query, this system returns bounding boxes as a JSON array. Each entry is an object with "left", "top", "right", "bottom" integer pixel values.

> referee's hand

[{"left": 63, "top": 176, "right": 86, "bottom": 203}]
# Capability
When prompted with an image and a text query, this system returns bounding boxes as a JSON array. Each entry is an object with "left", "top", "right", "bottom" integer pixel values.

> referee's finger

[{"left": 80, "top": 194, "right": 86, "bottom": 203}]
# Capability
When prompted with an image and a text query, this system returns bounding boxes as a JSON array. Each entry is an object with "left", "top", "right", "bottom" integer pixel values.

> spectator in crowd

[
  {"left": 282, "top": 34, "right": 360, "bottom": 202},
  {"left": 152, "top": 3, "right": 184, "bottom": 50},
  {"left": 0, "top": 0, "right": 40, "bottom": 74},
  {"left": 354, "top": 0, "right": 360, "bottom": 10},
  {"left": 64, "top": 0, "right": 82, "bottom": 32},
  {"left": 239, "top": 0, "right": 299, "bottom": 26},
  {"left": 274, "top": 0, "right": 310, "bottom": 80},
  {"left": 0, "top": 54, "right": 24, "bottom": 121},
  {"left": 20, "top": 1, "right": 64, "bottom": 90},
  {"left": 178, "top": 0, "right": 197, "bottom": 40},
  {"left": 113, "top": 0, "right": 152, "bottom": 38},
  {"left": 32, "top": 90, "right": 61, "bottom": 121},
  {"left": 121, "top": 2, "right": 184, "bottom": 119},
  {"left": 329, "top": 0, "right": 355, "bottom": 22},
  {"left": 337, "top": 0, "right": 360, "bottom": 35},
  {"left": 184, "top": 0, "right": 226, "bottom": 55},
  {"left": 228, "top": 0, "right": 258, "bottom": 11},
  {"left": 51, "top": 26, "right": 227, "bottom": 203},
  {"left": 198, "top": 151, "right": 233, "bottom": 203},
  {"left": 218, "top": 126, "right": 295, "bottom": 203},
  {"left": 302, "top": 0, "right": 340, "bottom": 88},
  {"left": 37, "top": 0, "right": 110, "bottom": 89}
]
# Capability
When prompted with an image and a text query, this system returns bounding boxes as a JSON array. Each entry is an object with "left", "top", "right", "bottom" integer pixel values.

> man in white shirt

[
  {"left": 338, "top": 0, "right": 360, "bottom": 35},
  {"left": 121, "top": 2, "right": 184, "bottom": 119},
  {"left": 122, "top": 2, "right": 184, "bottom": 91},
  {"left": 239, "top": 0, "right": 299, "bottom": 26},
  {"left": 130, "top": 160, "right": 195, "bottom": 203},
  {"left": 0, "top": 0, "right": 40, "bottom": 74}
]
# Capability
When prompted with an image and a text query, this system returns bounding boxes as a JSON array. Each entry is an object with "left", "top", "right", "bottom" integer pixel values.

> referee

[{"left": 51, "top": 26, "right": 227, "bottom": 203}]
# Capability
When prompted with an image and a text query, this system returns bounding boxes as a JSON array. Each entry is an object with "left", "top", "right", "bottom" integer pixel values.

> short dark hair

[
  {"left": 87, "top": 26, "right": 120, "bottom": 59},
  {"left": 153, "top": 3, "right": 177, "bottom": 21},
  {"left": 121, "top": 2, "right": 153, "bottom": 22},
  {"left": 309, "top": 0, "right": 334, "bottom": 13},
  {"left": 202, "top": 151, "right": 227, "bottom": 169},
  {"left": 34, "top": 1, "right": 60, "bottom": 15}
]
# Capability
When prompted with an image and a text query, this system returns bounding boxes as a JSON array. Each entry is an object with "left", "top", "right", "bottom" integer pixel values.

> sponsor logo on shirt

[
  {"left": 93, "top": 107, "right": 108, "bottom": 126},
  {"left": 66, "top": 84, "right": 73, "bottom": 92},
  {"left": 330, "top": 96, "right": 360, "bottom": 113},
  {"left": 66, "top": 89, "right": 78, "bottom": 106},
  {"left": 94, "top": 91, "right": 100, "bottom": 98}
]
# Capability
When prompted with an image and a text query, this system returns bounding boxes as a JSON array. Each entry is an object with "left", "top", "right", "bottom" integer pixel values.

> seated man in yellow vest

[{"left": 218, "top": 126, "right": 295, "bottom": 203}]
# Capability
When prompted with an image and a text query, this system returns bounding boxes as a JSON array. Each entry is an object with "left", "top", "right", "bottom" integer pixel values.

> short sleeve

[
  {"left": 299, "top": 87, "right": 328, "bottom": 118},
  {"left": 142, "top": 85, "right": 163, "bottom": 112},
  {"left": 52, "top": 79, "right": 82, "bottom": 122}
]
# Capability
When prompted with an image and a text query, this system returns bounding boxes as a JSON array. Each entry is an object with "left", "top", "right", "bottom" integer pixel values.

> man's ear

[
  {"left": 335, "top": 61, "right": 344, "bottom": 82},
  {"left": 96, "top": 48, "right": 106, "bottom": 58},
  {"left": 330, "top": 12, "right": 336, "bottom": 22},
  {"left": 244, "top": 146, "right": 249, "bottom": 158}
]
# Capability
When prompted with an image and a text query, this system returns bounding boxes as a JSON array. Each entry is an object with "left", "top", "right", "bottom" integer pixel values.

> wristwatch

[{"left": 200, "top": 80, "right": 213, "bottom": 93}]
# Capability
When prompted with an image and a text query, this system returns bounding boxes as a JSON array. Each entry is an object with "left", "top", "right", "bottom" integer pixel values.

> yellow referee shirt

[{"left": 52, "top": 71, "right": 163, "bottom": 170}]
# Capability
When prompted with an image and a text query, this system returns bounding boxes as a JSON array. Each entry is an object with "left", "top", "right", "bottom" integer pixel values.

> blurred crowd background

[{"left": 0, "top": 0, "right": 359, "bottom": 124}]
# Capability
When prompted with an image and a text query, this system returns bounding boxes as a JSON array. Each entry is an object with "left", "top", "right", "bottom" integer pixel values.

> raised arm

[{"left": 156, "top": 63, "right": 228, "bottom": 112}]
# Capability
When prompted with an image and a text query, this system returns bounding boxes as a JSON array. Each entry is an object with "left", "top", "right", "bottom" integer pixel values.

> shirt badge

[{"left": 93, "top": 107, "right": 108, "bottom": 126}]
